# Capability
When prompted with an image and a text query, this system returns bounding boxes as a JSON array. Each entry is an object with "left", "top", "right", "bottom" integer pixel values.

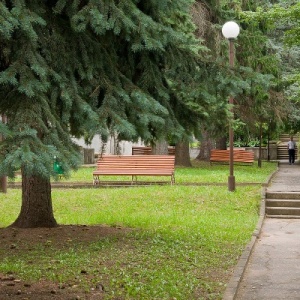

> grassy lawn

[
  {"left": 0, "top": 161, "right": 277, "bottom": 299},
  {"left": 21, "top": 159, "right": 276, "bottom": 184}
]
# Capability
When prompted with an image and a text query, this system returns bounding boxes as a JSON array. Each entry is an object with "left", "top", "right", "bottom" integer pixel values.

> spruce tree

[
  {"left": 214, "top": 0, "right": 289, "bottom": 146},
  {"left": 241, "top": 0, "right": 299, "bottom": 133},
  {"left": 0, "top": 1, "right": 205, "bottom": 227},
  {"left": 261, "top": 1, "right": 300, "bottom": 131}
]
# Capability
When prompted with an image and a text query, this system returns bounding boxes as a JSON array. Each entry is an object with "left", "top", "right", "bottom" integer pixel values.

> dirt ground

[{"left": 0, "top": 225, "right": 131, "bottom": 300}]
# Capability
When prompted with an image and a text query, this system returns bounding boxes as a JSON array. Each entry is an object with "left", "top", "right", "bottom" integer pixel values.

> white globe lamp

[{"left": 222, "top": 21, "right": 240, "bottom": 39}]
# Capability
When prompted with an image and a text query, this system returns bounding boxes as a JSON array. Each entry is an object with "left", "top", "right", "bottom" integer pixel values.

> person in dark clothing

[{"left": 287, "top": 136, "right": 296, "bottom": 164}]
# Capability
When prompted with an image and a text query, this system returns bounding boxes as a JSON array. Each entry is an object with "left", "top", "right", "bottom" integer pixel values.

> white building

[{"left": 72, "top": 135, "right": 144, "bottom": 156}]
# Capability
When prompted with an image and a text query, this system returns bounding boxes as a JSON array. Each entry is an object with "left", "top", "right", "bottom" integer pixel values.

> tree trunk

[
  {"left": 258, "top": 123, "right": 262, "bottom": 168},
  {"left": 152, "top": 139, "right": 168, "bottom": 155},
  {"left": 0, "top": 115, "right": 7, "bottom": 193},
  {"left": 175, "top": 140, "right": 191, "bottom": 167},
  {"left": 10, "top": 174, "right": 57, "bottom": 228},
  {"left": 196, "top": 130, "right": 214, "bottom": 161},
  {"left": 83, "top": 148, "right": 95, "bottom": 164},
  {"left": 216, "top": 136, "right": 227, "bottom": 150}
]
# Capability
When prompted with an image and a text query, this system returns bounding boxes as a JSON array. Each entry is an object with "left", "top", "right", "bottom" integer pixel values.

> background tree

[
  {"left": 190, "top": 1, "right": 236, "bottom": 160},
  {"left": 191, "top": 0, "right": 289, "bottom": 160},
  {"left": 188, "top": 1, "right": 277, "bottom": 161},
  {"left": 149, "top": 0, "right": 288, "bottom": 164},
  {"left": 266, "top": 1, "right": 300, "bottom": 133},
  {"left": 241, "top": 0, "right": 299, "bottom": 135}
]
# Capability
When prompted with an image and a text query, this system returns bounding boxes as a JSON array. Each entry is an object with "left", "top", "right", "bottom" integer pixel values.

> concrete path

[
  {"left": 267, "top": 161, "right": 300, "bottom": 192},
  {"left": 224, "top": 161, "right": 300, "bottom": 300},
  {"left": 235, "top": 218, "right": 300, "bottom": 299}
]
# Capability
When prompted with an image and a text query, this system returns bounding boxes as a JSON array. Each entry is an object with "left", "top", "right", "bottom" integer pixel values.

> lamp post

[{"left": 222, "top": 21, "right": 240, "bottom": 192}]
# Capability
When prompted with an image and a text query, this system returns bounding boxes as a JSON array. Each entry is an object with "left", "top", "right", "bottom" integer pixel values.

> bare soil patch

[{"left": 0, "top": 225, "right": 131, "bottom": 300}]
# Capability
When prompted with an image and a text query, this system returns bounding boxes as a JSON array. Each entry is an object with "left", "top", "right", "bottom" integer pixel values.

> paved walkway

[
  {"left": 224, "top": 161, "right": 300, "bottom": 300},
  {"left": 267, "top": 161, "right": 300, "bottom": 192}
]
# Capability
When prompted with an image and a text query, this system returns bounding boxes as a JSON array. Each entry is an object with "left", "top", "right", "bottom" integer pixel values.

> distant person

[{"left": 287, "top": 136, "right": 296, "bottom": 165}]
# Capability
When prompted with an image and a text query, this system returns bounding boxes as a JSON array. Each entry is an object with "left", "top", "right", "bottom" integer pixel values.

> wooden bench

[
  {"left": 132, "top": 146, "right": 175, "bottom": 155},
  {"left": 93, "top": 155, "right": 175, "bottom": 185},
  {"left": 210, "top": 149, "right": 254, "bottom": 165}
]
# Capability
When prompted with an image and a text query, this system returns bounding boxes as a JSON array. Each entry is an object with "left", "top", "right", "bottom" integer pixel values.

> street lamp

[{"left": 222, "top": 21, "right": 240, "bottom": 192}]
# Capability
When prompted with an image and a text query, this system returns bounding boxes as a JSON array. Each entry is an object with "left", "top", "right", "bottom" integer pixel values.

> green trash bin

[{"left": 53, "top": 158, "right": 64, "bottom": 175}]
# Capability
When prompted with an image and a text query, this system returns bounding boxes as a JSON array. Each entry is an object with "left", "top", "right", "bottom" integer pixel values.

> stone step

[
  {"left": 277, "top": 136, "right": 298, "bottom": 159},
  {"left": 279, "top": 134, "right": 299, "bottom": 142},
  {"left": 265, "top": 207, "right": 300, "bottom": 216},
  {"left": 277, "top": 148, "right": 289, "bottom": 153},
  {"left": 266, "top": 192, "right": 300, "bottom": 200},
  {"left": 266, "top": 215, "right": 300, "bottom": 219},
  {"left": 266, "top": 199, "right": 300, "bottom": 207},
  {"left": 277, "top": 146, "right": 297, "bottom": 157},
  {"left": 277, "top": 147, "right": 298, "bottom": 159},
  {"left": 277, "top": 147, "right": 297, "bottom": 151},
  {"left": 277, "top": 155, "right": 289, "bottom": 160}
]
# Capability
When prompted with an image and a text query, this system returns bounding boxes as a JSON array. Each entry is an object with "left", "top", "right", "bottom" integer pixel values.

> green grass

[
  {"left": 0, "top": 161, "right": 278, "bottom": 299},
  {"left": 9, "top": 160, "right": 278, "bottom": 184},
  {"left": 69, "top": 160, "right": 277, "bottom": 184}
]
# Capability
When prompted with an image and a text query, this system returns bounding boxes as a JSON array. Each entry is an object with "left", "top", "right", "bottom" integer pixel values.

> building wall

[{"left": 72, "top": 135, "right": 144, "bottom": 155}]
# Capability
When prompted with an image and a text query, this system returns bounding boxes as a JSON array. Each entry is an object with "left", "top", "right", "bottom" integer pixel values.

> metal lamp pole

[{"left": 222, "top": 21, "right": 240, "bottom": 192}]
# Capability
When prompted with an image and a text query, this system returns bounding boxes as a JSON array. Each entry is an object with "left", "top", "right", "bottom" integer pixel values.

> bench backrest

[
  {"left": 131, "top": 146, "right": 153, "bottom": 155},
  {"left": 210, "top": 149, "right": 254, "bottom": 163},
  {"left": 132, "top": 146, "right": 175, "bottom": 156}
]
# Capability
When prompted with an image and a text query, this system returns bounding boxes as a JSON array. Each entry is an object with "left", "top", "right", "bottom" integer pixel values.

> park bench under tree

[
  {"left": 131, "top": 146, "right": 175, "bottom": 155},
  {"left": 210, "top": 149, "right": 254, "bottom": 165},
  {"left": 93, "top": 155, "right": 175, "bottom": 185}
]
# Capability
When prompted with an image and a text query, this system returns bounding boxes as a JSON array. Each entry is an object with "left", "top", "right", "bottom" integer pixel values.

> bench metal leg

[
  {"left": 171, "top": 175, "right": 175, "bottom": 185},
  {"left": 93, "top": 176, "right": 100, "bottom": 185},
  {"left": 132, "top": 175, "right": 138, "bottom": 184}
]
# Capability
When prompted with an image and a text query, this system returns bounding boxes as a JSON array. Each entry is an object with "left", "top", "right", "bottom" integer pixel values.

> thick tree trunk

[
  {"left": 10, "top": 174, "right": 57, "bottom": 228},
  {"left": 258, "top": 123, "right": 262, "bottom": 168},
  {"left": 0, "top": 115, "right": 7, "bottom": 193},
  {"left": 175, "top": 140, "right": 191, "bottom": 167},
  {"left": 216, "top": 136, "right": 227, "bottom": 150},
  {"left": 196, "top": 130, "right": 214, "bottom": 161},
  {"left": 152, "top": 139, "right": 168, "bottom": 155},
  {"left": 83, "top": 148, "right": 95, "bottom": 164}
]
